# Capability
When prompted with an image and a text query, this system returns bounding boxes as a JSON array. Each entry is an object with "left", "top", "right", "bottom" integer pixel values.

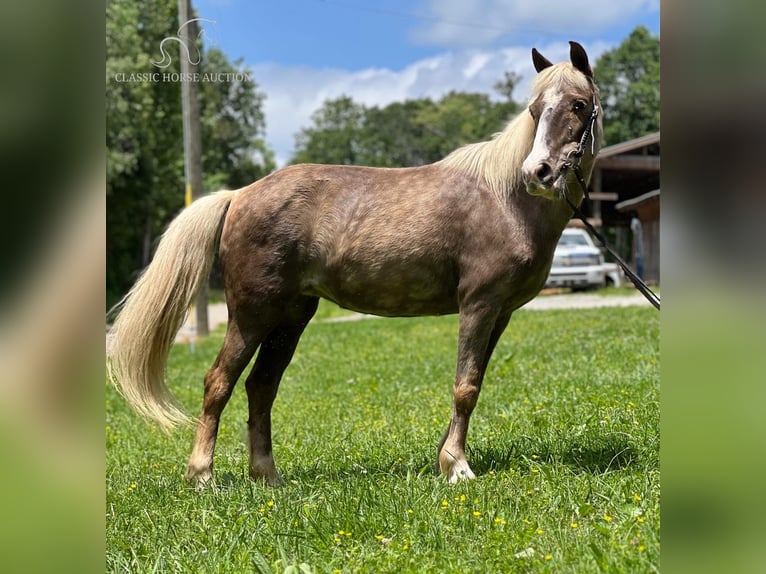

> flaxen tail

[{"left": 107, "top": 190, "right": 238, "bottom": 430}]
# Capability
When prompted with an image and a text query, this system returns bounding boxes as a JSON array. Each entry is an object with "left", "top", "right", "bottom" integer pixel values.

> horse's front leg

[{"left": 439, "top": 304, "right": 511, "bottom": 483}]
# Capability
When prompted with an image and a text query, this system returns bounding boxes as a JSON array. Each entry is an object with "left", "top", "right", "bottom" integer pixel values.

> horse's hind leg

[
  {"left": 184, "top": 320, "right": 262, "bottom": 486},
  {"left": 245, "top": 296, "right": 318, "bottom": 486}
]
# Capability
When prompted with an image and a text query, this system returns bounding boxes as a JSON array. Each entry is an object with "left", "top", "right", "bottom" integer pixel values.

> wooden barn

[{"left": 576, "top": 131, "right": 660, "bottom": 284}]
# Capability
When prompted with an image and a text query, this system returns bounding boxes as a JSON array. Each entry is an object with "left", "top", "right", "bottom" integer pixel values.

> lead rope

[{"left": 563, "top": 102, "right": 661, "bottom": 311}]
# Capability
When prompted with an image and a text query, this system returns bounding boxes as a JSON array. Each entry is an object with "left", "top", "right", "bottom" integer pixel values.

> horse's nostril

[{"left": 536, "top": 162, "right": 553, "bottom": 184}]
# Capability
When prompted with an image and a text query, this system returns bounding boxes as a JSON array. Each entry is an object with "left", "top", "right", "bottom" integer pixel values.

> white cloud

[
  {"left": 254, "top": 40, "right": 612, "bottom": 166},
  {"left": 412, "top": 0, "right": 659, "bottom": 47}
]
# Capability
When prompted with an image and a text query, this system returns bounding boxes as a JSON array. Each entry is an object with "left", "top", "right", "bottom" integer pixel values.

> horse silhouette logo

[{"left": 152, "top": 18, "right": 217, "bottom": 69}]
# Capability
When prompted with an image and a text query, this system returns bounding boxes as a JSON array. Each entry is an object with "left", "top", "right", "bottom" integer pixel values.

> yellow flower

[
  {"left": 494, "top": 517, "right": 506, "bottom": 525},
  {"left": 536, "top": 529, "right": 544, "bottom": 535},
  {"left": 267, "top": 500, "right": 274, "bottom": 507},
  {"left": 633, "top": 493, "right": 642, "bottom": 501},
  {"left": 636, "top": 516, "right": 645, "bottom": 524},
  {"left": 570, "top": 522, "right": 579, "bottom": 528},
  {"left": 603, "top": 514, "right": 613, "bottom": 522},
  {"left": 472, "top": 511, "right": 481, "bottom": 517},
  {"left": 545, "top": 554, "right": 553, "bottom": 561},
  {"left": 638, "top": 545, "right": 646, "bottom": 552}
]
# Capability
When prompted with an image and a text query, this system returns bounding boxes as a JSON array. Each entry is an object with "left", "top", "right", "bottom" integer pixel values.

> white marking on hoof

[
  {"left": 448, "top": 463, "right": 476, "bottom": 484},
  {"left": 439, "top": 446, "right": 476, "bottom": 483}
]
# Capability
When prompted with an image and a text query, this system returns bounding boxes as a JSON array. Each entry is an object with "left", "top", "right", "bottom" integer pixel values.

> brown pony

[{"left": 108, "top": 42, "right": 602, "bottom": 486}]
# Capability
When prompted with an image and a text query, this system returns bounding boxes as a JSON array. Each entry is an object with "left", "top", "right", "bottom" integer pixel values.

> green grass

[{"left": 106, "top": 306, "right": 659, "bottom": 573}]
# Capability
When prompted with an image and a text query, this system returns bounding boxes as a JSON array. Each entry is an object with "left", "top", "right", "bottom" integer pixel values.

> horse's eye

[{"left": 573, "top": 100, "right": 587, "bottom": 112}]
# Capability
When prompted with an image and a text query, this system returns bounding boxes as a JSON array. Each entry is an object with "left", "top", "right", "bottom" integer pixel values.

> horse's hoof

[
  {"left": 438, "top": 448, "right": 477, "bottom": 483},
  {"left": 448, "top": 466, "right": 477, "bottom": 484},
  {"left": 249, "top": 469, "right": 284, "bottom": 487},
  {"left": 184, "top": 467, "right": 214, "bottom": 491}
]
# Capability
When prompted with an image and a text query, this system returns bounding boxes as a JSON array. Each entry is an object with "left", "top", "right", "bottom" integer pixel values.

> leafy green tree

[
  {"left": 199, "top": 49, "right": 275, "bottom": 191},
  {"left": 290, "top": 88, "right": 520, "bottom": 167},
  {"left": 107, "top": 0, "right": 182, "bottom": 307},
  {"left": 106, "top": 0, "right": 274, "bottom": 308},
  {"left": 594, "top": 26, "right": 660, "bottom": 145},
  {"left": 292, "top": 96, "right": 366, "bottom": 165},
  {"left": 360, "top": 99, "right": 433, "bottom": 167},
  {"left": 415, "top": 91, "right": 518, "bottom": 161}
]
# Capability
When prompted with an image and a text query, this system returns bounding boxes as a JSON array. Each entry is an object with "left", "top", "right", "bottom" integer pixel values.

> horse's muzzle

[
  {"left": 523, "top": 161, "right": 566, "bottom": 199},
  {"left": 523, "top": 160, "right": 555, "bottom": 187}
]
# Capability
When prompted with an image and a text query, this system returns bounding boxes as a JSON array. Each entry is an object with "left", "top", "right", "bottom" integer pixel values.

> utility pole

[{"left": 178, "top": 0, "right": 209, "bottom": 336}]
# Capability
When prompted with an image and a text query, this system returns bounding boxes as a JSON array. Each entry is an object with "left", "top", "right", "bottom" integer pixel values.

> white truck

[{"left": 545, "top": 228, "right": 622, "bottom": 290}]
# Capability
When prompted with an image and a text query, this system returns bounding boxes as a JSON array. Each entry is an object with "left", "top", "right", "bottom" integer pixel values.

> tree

[
  {"left": 415, "top": 91, "right": 518, "bottom": 161},
  {"left": 107, "top": 0, "right": 183, "bottom": 307},
  {"left": 594, "top": 26, "right": 660, "bottom": 145},
  {"left": 358, "top": 99, "right": 431, "bottom": 167},
  {"left": 290, "top": 86, "right": 521, "bottom": 168},
  {"left": 199, "top": 49, "right": 275, "bottom": 191},
  {"left": 106, "top": 0, "right": 274, "bottom": 308},
  {"left": 493, "top": 70, "right": 522, "bottom": 102},
  {"left": 291, "top": 96, "right": 366, "bottom": 165}
]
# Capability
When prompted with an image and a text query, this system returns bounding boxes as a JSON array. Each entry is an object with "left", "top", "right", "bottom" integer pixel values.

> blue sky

[{"left": 193, "top": 0, "right": 660, "bottom": 165}]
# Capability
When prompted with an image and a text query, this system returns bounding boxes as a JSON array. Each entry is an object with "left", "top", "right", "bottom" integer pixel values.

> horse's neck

[{"left": 509, "top": 185, "right": 579, "bottom": 245}]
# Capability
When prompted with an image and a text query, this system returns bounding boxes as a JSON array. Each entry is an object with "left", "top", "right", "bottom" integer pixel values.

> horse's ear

[
  {"left": 532, "top": 48, "right": 553, "bottom": 73},
  {"left": 569, "top": 41, "right": 593, "bottom": 78}
]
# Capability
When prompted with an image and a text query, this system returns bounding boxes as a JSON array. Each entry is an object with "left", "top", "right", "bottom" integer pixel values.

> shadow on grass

[
  {"left": 270, "top": 434, "right": 639, "bottom": 485},
  {"left": 200, "top": 432, "right": 640, "bottom": 489},
  {"left": 470, "top": 434, "right": 638, "bottom": 475},
  {"left": 282, "top": 456, "right": 437, "bottom": 484}
]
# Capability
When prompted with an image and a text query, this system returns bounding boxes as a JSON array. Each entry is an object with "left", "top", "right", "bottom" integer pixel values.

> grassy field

[{"left": 106, "top": 304, "right": 659, "bottom": 573}]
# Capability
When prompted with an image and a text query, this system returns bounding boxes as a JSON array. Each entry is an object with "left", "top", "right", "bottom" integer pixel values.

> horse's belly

[{"left": 302, "top": 258, "right": 458, "bottom": 317}]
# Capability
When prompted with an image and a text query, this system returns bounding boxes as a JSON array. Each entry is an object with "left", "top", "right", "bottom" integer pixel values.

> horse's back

[{"left": 220, "top": 163, "right": 495, "bottom": 316}]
